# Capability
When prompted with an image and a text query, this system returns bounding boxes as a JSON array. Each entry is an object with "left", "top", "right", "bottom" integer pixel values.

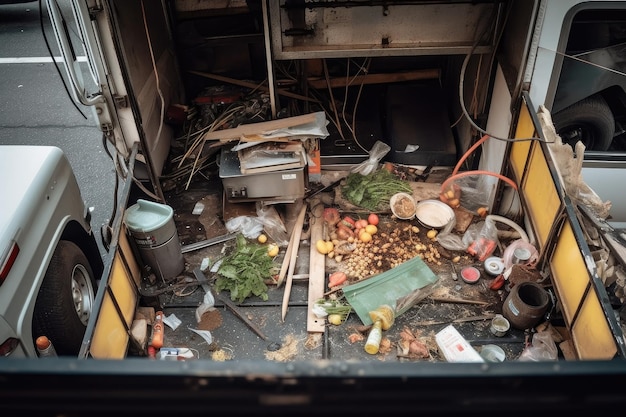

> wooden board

[
  {"left": 307, "top": 198, "right": 326, "bottom": 333},
  {"left": 200, "top": 112, "right": 318, "bottom": 142},
  {"left": 410, "top": 181, "right": 441, "bottom": 201}
]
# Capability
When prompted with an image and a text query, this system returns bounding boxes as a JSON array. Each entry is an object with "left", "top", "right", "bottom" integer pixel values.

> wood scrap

[
  {"left": 198, "top": 110, "right": 318, "bottom": 142},
  {"left": 307, "top": 198, "right": 327, "bottom": 333},
  {"left": 281, "top": 204, "right": 308, "bottom": 321},
  {"left": 188, "top": 70, "right": 315, "bottom": 103},
  {"left": 429, "top": 296, "right": 490, "bottom": 305},
  {"left": 414, "top": 313, "right": 495, "bottom": 327}
]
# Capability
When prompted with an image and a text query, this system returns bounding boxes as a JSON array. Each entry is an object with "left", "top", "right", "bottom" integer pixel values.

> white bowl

[
  {"left": 390, "top": 192, "right": 416, "bottom": 220},
  {"left": 414, "top": 199, "right": 455, "bottom": 229}
]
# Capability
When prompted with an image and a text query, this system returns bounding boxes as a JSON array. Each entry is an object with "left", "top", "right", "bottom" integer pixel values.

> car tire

[
  {"left": 552, "top": 94, "right": 615, "bottom": 151},
  {"left": 32, "top": 240, "right": 96, "bottom": 356}
]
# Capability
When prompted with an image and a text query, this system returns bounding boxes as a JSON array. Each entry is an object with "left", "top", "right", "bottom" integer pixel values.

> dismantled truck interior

[{"left": 3, "top": 0, "right": 626, "bottom": 414}]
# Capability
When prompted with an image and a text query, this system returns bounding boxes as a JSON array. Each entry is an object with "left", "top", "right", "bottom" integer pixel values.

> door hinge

[{"left": 113, "top": 94, "right": 129, "bottom": 108}]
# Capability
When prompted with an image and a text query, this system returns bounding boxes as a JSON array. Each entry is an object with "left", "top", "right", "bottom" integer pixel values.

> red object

[
  {"left": 467, "top": 237, "right": 497, "bottom": 261},
  {"left": 460, "top": 266, "right": 480, "bottom": 284},
  {"left": 490, "top": 275, "right": 505, "bottom": 290},
  {"left": 340, "top": 216, "right": 355, "bottom": 229},
  {"left": 328, "top": 271, "right": 348, "bottom": 288},
  {"left": 323, "top": 208, "right": 340, "bottom": 226},
  {"left": 151, "top": 311, "right": 164, "bottom": 349}
]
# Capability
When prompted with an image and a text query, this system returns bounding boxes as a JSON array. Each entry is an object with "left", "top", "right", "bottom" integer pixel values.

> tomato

[{"left": 368, "top": 213, "right": 379, "bottom": 226}]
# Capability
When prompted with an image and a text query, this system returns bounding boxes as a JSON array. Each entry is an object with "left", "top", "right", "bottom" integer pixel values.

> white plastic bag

[
  {"left": 351, "top": 140, "right": 391, "bottom": 176},
  {"left": 225, "top": 216, "right": 264, "bottom": 239},
  {"left": 195, "top": 291, "right": 216, "bottom": 323}
]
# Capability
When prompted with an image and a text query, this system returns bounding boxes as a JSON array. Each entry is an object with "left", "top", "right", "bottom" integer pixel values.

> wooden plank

[
  {"left": 276, "top": 203, "right": 307, "bottom": 288},
  {"left": 188, "top": 70, "right": 315, "bottom": 103},
  {"left": 307, "top": 69, "right": 440, "bottom": 89},
  {"left": 199, "top": 112, "right": 318, "bottom": 142},
  {"left": 281, "top": 204, "right": 308, "bottom": 322},
  {"left": 307, "top": 198, "right": 326, "bottom": 333}
]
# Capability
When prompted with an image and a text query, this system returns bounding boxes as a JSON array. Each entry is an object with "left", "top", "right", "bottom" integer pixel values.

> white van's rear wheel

[{"left": 32, "top": 240, "right": 96, "bottom": 356}]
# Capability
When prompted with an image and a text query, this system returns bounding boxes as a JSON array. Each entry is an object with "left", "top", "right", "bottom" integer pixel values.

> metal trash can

[{"left": 124, "top": 199, "right": 185, "bottom": 282}]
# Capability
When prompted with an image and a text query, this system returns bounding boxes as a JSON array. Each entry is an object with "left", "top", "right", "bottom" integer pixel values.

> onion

[{"left": 323, "top": 207, "right": 340, "bottom": 225}]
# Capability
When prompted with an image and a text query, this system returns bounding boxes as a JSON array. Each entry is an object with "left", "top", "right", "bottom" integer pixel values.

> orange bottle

[
  {"left": 36, "top": 336, "right": 57, "bottom": 357},
  {"left": 151, "top": 311, "right": 164, "bottom": 349}
]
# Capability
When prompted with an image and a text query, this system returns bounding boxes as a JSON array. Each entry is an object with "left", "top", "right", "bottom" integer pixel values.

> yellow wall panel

[
  {"left": 522, "top": 143, "right": 561, "bottom": 250},
  {"left": 510, "top": 102, "right": 534, "bottom": 181},
  {"left": 109, "top": 251, "right": 138, "bottom": 328},
  {"left": 90, "top": 290, "right": 130, "bottom": 359},
  {"left": 119, "top": 226, "right": 142, "bottom": 287},
  {"left": 89, "top": 251, "right": 138, "bottom": 359},
  {"left": 571, "top": 291, "right": 617, "bottom": 360},
  {"left": 550, "top": 220, "right": 591, "bottom": 323}
]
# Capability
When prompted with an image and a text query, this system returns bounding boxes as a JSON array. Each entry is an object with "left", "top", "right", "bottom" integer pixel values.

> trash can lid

[{"left": 124, "top": 199, "right": 174, "bottom": 233}]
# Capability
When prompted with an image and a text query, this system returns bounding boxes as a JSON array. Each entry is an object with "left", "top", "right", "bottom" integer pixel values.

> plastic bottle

[
  {"left": 151, "top": 311, "right": 165, "bottom": 349},
  {"left": 36, "top": 336, "right": 57, "bottom": 358},
  {"left": 364, "top": 320, "right": 383, "bottom": 355}
]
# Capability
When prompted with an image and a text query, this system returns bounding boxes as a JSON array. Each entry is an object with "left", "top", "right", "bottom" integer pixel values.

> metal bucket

[{"left": 124, "top": 199, "right": 185, "bottom": 281}]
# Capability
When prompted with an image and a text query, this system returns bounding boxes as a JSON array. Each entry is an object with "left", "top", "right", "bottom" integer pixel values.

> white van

[{"left": 1, "top": 1, "right": 626, "bottom": 414}]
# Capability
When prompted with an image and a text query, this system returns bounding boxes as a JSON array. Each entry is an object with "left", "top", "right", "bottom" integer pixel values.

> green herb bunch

[
  {"left": 342, "top": 168, "right": 413, "bottom": 211},
  {"left": 215, "top": 234, "right": 278, "bottom": 303}
]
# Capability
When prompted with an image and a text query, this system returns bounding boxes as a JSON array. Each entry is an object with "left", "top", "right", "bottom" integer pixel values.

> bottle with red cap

[
  {"left": 36, "top": 336, "right": 57, "bottom": 358},
  {"left": 151, "top": 311, "right": 165, "bottom": 349}
]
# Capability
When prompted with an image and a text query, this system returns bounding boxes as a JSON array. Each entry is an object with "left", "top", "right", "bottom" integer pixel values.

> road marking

[{"left": 0, "top": 56, "right": 87, "bottom": 64}]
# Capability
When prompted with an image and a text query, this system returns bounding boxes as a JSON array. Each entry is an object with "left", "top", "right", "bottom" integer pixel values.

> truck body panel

[{"left": 2, "top": 0, "right": 626, "bottom": 413}]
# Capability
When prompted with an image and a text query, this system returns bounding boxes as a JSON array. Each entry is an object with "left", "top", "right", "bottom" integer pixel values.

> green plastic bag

[{"left": 342, "top": 256, "right": 439, "bottom": 326}]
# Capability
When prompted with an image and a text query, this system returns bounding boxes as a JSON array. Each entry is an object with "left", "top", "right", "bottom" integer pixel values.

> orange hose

[{"left": 453, "top": 134, "right": 490, "bottom": 176}]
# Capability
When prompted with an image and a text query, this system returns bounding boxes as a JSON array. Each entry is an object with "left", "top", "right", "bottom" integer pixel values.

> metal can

[
  {"left": 490, "top": 314, "right": 511, "bottom": 337},
  {"left": 512, "top": 247, "right": 531, "bottom": 264}
]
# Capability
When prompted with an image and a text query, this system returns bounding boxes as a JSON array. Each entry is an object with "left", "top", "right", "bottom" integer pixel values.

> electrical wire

[
  {"left": 342, "top": 57, "right": 372, "bottom": 153},
  {"left": 140, "top": 0, "right": 166, "bottom": 161},
  {"left": 458, "top": 2, "right": 546, "bottom": 144}
]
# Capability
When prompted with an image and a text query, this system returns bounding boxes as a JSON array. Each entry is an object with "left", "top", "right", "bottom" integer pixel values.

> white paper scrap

[
  {"left": 163, "top": 314, "right": 182, "bottom": 331},
  {"left": 189, "top": 328, "right": 213, "bottom": 345}
]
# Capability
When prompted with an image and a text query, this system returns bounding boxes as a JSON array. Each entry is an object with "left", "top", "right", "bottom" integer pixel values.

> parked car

[{"left": 0, "top": 145, "right": 103, "bottom": 357}]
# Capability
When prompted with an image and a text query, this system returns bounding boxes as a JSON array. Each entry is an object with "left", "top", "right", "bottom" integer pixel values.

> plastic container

[
  {"left": 490, "top": 314, "right": 511, "bottom": 337},
  {"left": 460, "top": 266, "right": 481, "bottom": 284},
  {"left": 124, "top": 199, "right": 185, "bottom": 282},
  {"left": 368, "top": 305, "right": 395, "bottom": 330},
  {"left": 502, "top": 282, "right": 550, "bottom": 330},
  {"left": 36, "top": 336, "right": 57, "bottom": 358},
  {"left": 480, "top": 344, "right": 506, "bottom": 362},
  {"left": 364, "top": 320, "right": 383, "bottom": 354}
]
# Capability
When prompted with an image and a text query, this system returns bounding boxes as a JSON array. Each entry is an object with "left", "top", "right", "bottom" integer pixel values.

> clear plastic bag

[
  {"left": 518, "top": 331, "right": 558, "bottom": 361},
  {"left": 435, "top": 217, "right": 469, "bottom": 251},
  {"left": 256, "top": 203, "right": 289, "bottom": 247},
  {"left": 351, "top": 140, "right": 391, "bottom": 176},
  {"left": 466, "top": 218, "right": 499, "bottom": 261},
  {"left": 439, "top": 170, "right": 518, "bottom": 215},
  {"left": 225, "top": 216, "right": 264, "bottom": 239}
]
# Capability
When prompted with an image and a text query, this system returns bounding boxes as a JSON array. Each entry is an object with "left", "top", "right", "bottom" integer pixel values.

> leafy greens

[{"left": 215, "top": 234, "right": 278, "bottom": 303}]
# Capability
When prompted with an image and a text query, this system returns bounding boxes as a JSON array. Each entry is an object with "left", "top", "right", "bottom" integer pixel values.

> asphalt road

[{"left": 0, "top": 2, "right": 115, "bottom": 256}]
